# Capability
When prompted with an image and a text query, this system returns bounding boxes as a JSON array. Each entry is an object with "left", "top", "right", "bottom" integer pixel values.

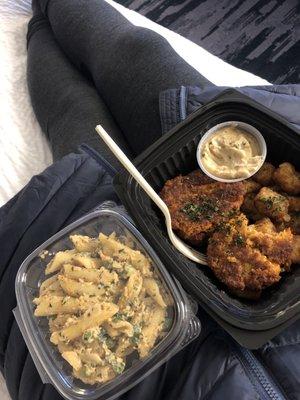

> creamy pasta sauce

[{"left": 201, "top": 126, "right": 263, "bottom": 179}]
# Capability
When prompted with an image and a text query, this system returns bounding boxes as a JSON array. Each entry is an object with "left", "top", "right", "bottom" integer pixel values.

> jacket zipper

[
  {"left": 233, "top": 343, "right": 286, "bottom": 400},
  {"left": 179, "top": 85, "right": 187, "bottom": 121},
  {"left": 80, "top": 144, "right": 117, "bottom": 176}
]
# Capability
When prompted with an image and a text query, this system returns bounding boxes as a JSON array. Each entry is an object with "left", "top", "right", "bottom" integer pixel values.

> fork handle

[{"left": 96, "top": 125, "right": 169, "bottom": 215}]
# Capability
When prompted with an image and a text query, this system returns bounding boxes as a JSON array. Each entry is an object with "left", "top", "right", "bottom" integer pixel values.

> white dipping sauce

[{"left": 200, "top": 125, "right": 263, "bottom": 180}]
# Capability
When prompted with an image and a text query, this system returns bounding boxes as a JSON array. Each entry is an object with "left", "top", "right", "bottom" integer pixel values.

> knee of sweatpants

[
  {"left": 117, "top": 26, "right": 168, "bottom": 59},
  {"left": 27, "top": 14, "right": 50, "bottom": 47}
]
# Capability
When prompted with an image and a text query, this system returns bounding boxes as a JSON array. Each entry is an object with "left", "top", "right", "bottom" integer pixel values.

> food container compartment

[
  {"left": 15, "top": 206, "right": 200, "bottom": 400},
  {"left": 113, "top": 89, "right": 300, "bottom": 341}
]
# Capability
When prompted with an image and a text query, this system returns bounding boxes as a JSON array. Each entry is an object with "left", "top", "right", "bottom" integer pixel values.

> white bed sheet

[
  {"left": 0, "top": 1, "right": 270, "bottom": 398},
  {"left": 0, "top": 1, "right": 53, "bottom": 208}
]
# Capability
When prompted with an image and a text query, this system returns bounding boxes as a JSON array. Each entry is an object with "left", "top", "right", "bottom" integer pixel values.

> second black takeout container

[{"left": 114, "top": 89, "right": 300, "bottom": 349}]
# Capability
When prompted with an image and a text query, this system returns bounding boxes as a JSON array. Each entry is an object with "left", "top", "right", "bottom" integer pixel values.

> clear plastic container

[{"left": 15, "top": 204, "right": 201, "bottom": 400}]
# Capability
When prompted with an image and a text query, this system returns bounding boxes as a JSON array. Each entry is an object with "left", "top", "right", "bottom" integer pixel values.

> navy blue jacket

[{"left": 1, "top": 86, "right": 300, "bottom": 400}]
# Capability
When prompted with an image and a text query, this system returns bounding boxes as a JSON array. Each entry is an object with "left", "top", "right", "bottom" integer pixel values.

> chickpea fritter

[
  {"left": 254, "top": 187, "right": 290, "bottom": 223},
  {"left": 242, "top": 179, "right": 261, "bottom": 194},
  {"left": 253, "top": 162, "right": 275, "bottom": 186},
  {"left": 276, "top": 212, "right": 300, "bottom": 235},
  {"left": 289, "top": 213, "right": 300, "bottom": 235},
  {"left": 207, "top": 215, "right": 293, "bottom": 298},
  {"left": 160, "top": 170, "right": 245, "bottom": 245},
  {"left": 273, "top": 163, "right": 300, "bottom": 195},
  {"left": 287, "top": 196, "right": 300, "bottom": 212},
  {"left": 241, "top": 193, "right": 263, "bottom": 221}
]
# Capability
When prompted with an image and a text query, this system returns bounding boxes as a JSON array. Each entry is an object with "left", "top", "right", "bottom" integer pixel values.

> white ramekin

[{"left": 196, "top": 121, "right": 267, "bottom": 183}]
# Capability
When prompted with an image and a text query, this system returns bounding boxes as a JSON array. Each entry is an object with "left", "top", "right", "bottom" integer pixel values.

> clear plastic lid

[{"left": 15, "top": 204, "right": 200, "bottom": 400}]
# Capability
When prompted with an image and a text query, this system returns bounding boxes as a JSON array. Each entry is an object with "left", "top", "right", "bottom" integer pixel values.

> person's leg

[
  {"left": 27, "top": 13, "right": 133, "bottom": 165},
  {"left": 37, "top": 0, "right": 213, "bottom": 155}
]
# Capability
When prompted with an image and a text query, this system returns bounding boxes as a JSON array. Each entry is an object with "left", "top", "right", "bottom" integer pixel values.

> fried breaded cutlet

[
  {"left": 160, "top": 170, "right": 245, "bottom": 245},
  {"left": 247, "top": 219, "right": 293, "bottom": 271},
  {"left": 273, "top": 162, "right": 300, "bottom": 195},
  {"left": 291, "top": 235, "right": 300, "bottom": 264},
  {"left": 207, "top": 215, "right": 293, "bottom": 298}
]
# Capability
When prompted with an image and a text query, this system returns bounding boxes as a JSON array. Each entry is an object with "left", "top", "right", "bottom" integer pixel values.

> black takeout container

[{"left": 114, "top": 89, "right": 300, "bottom": 348}]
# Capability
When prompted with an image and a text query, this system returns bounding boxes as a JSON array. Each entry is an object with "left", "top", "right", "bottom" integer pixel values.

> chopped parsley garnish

[
  {"left": 182, "top": 198, "right": 220, "bottom": 221},
  {"left": 221, "top": 208, "right": 238, "bottom": 218},
  {"left": 130, "top": 324, "right": 142, "bottom": 345},
  {"left": 259, "top": 196, "right": 284, "bottom": 211},
  {"left": 98, "top": 327, "right": 108, "bottom": 342},
  {"left": 112, "top": 360, "right": 125, "bottom": 374},
  {"left": 83, "top": 331, "right": 93, "bottom": 342},
  {"left": 106, "top": 337, "right": 116, "bottom": 349},
  {"left": 112, "top": 312, "right": 127, "bottom": 322},
  {"left": 98, "top": 327, "right": 115, "bottom": 348},
  {"left": 215, "top": 222, "right": 231, "bottom": 234},
  {"left": 234, "top": 234, "right": 245, "bottom": 246}
]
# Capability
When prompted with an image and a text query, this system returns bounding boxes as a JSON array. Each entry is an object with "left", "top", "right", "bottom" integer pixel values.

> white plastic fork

[{"left": 96, "top": 125, "right": 207, "bottom": 265}]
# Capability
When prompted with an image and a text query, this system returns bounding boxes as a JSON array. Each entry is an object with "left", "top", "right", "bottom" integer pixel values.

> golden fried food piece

[
  {"left": 162, "top": 170, "right": 213, "bottom": 192},
  {"left": 273, "top": 163, "right": 300, "bottom": 195},
  {"left": 241, "top": 193, "right": 263, "bottom": 221},
  {"left": 253, "top": 162, "right": 275, "bottom": 186},
  {"left": 289, "top": 213, "right": 300, "bottom": 234},
  {"left": 276, "top": 212, "right": 300, "bottom": 235},
  {"left": 287, "top": 196, "right": 300, "bottom": 212},
  {"left": 247, "top": 219, "right": 293, "bottom": 271},
  {"left": 160, "top": 171, "right": 245, "bottom": 245},
  {"left": 252, "top": 218, "right": 277, "bottom": 233},
  {"left": 242, "top": 179, "right": 261, "bottom": 194},
  {"left": 291, "top": 235, "right": 300, "bottom": 264},
  {"left": 207, "top": 215, "right": 293, "bottom": 298},
  {"left": 254, "top": 187, "right": 290, "bottom": 223}
]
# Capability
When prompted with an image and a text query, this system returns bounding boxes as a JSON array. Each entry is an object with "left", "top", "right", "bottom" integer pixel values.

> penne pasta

[
  {"left": 50, "top": 303, "right": 118, "bottom": 344},
  {"left": 34, "top": 231, "right": 172, "bottom": 385},
  {"left": 70, "top": 235, "right": 99, "bottom": 253}
]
